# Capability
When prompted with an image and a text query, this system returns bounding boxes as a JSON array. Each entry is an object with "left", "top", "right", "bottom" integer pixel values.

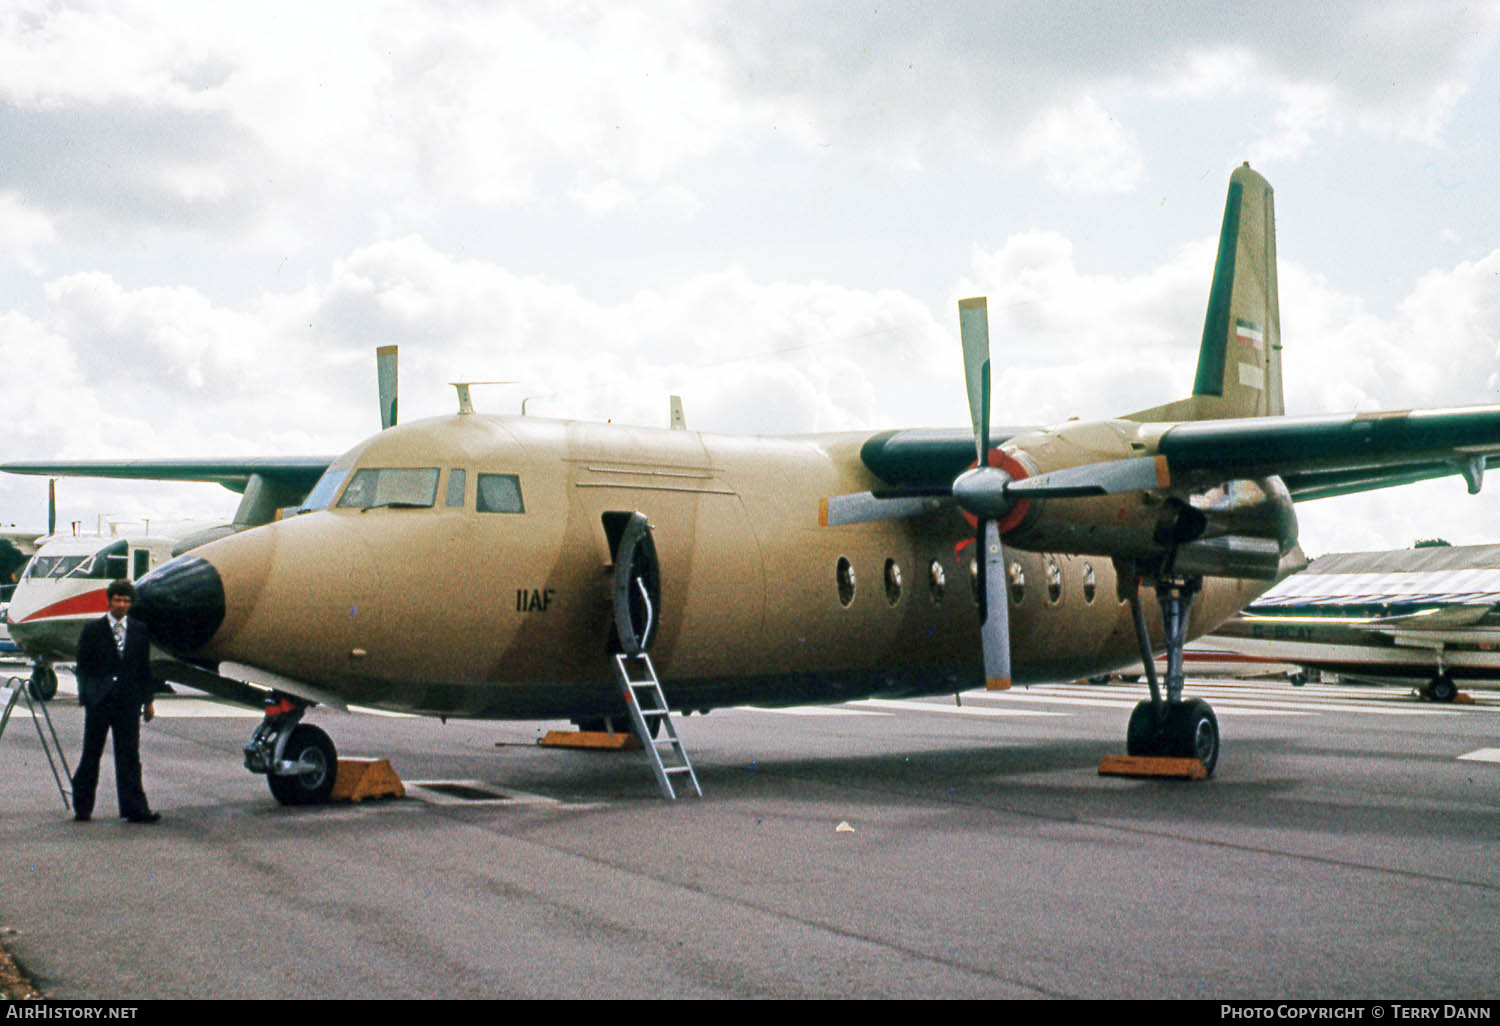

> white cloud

[
  {"left": 1017, "top": 97, "right": 1145, "bottom": 194},
  {"left": 0, "top": 191, "right": 54, "bottom": 272}
]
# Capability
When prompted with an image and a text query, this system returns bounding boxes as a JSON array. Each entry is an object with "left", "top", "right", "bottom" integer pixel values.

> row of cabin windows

[
  {"left": 835, "top": 554, "right": 1100, "bottom": 609},
  {"left": 333, "top": 468, "right": 524, "bottom": 514}
]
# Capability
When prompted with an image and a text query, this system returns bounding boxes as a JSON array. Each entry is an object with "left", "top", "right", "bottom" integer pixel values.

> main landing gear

[
  {"left": 1123, "top": 576, "right": 1220, "bottom": 776},
  {"left": 244, "top": 694, "right": 338, "bottom": 805},
  {"left": 1424, "top": 671, "right": 1458, "bottom": 704}
]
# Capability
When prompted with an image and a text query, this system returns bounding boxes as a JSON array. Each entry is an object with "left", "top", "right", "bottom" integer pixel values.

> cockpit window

[
  {"left": 27, "top": 540, "right": 129, "bottom": 581},
  {"left": 476, "top": 474, "right": 524, "bottom": 514},
  {"left": 25, "top": 555, "right": 85, "bottom": 580},
  {"left": 296, "top": 467, "right": 350, "bottom": 513},
  {"left": 336, "top": 468, "right": 440, "bottom": 510}
]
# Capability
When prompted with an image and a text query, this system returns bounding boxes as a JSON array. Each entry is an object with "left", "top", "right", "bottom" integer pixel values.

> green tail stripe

[{"left": 1193, "top": 180, "right": 1243, "bottom": 397}]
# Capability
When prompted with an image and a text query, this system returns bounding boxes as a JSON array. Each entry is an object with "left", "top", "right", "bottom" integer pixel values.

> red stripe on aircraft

[{"left": 17, "top": 588, "right": 109, "bottom": 623}]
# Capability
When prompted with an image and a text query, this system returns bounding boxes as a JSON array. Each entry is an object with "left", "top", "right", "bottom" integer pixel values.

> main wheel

[
  {"left": 1126, "top": 700, "right": 1167, "bottom": 757},
  {"left": 266, "top": 724, "right": 338, "bottom": 806},
  {"left": 1427, "top": 673, "right": 1457, "bottom": 703},
  {"left": 28, "top": 666, "right": 57, "bottom": 702},
  {"left": 1164, "top": 698, "right": 1219, "bottom": 776}
]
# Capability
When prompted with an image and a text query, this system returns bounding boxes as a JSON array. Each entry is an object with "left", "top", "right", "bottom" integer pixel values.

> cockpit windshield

[
  {"left": 336, "top": 468, "right": 440, "bottom": 510},
  {"left": 25, "top": 540, "right": 128, "bottom": 581},
  {"left": 295, "top": 467, "right": 349, "bottom": 514}
]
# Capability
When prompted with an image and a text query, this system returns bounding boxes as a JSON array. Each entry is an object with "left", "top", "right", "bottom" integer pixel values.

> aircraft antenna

[{"left": 448, "top": 381, "right": 518, "bottom": 415}]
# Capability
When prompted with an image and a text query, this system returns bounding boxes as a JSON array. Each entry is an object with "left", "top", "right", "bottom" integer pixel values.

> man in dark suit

[{"left": 71, "top": 579, "right": 160, "bottom": 823}]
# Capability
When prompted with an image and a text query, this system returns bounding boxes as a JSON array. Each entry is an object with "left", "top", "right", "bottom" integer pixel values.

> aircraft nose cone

[{"left": 135, "top": 555, "right": 225, "bottom": 655}]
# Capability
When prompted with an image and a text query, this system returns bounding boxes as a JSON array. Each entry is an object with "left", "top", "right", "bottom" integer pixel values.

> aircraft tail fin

[{"left": 1127, "top": 163, "right": 1283, "bottom": 423}]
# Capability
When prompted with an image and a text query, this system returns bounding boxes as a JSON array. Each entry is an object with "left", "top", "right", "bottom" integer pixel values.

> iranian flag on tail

[{"left": 1235, "top": 320, "right": 1264, "bottom": 350}]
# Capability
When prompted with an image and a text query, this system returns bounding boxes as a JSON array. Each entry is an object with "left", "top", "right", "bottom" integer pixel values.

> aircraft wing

[
  {"left": 0, "top": 457, "right": 332, "bottom": 495},
  {"left": 1354, "top": 606, "right": 1494, "bottom": 630},
  {"left": 1149, "top": 407, "right": 1500, "bottom": 499},
  {"left": 859, "top": 407, "right": 1500, "bottom": 501}
]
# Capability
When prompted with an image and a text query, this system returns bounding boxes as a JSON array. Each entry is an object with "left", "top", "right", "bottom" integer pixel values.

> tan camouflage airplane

[{"left": 8, "top": 164, "right": 1500, "bottom": 803}]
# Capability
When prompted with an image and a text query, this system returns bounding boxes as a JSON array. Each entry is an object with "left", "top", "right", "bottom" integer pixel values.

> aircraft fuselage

[{"left": 158, "top": 414, "right": 1270, "bottom": 720}]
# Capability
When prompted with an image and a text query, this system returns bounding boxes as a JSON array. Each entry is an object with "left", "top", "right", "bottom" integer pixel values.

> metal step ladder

[
  {"left": 1, "top": 675, "right": 74, "bottom": 811},
  {"left": 613, "top": 652, "right": 700, "bottom": 799}
]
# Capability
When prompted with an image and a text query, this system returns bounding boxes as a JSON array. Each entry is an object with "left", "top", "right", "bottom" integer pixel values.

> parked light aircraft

[
  {"left": 1208, "top": 543, "right": 1500, "bottom": 700},
  {"left": 4, "top": 524, "right": 197, "bottom": 699},
  {"left": 8, "top": 165, "right": 1500, "bottom": 804}
]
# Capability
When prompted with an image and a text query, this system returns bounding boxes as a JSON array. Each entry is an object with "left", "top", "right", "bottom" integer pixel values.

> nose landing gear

[{"left": 244, "top": 695, "right": 338, "bottom": 805}]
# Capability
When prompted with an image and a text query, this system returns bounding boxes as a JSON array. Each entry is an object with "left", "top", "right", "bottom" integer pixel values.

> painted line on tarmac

[
  {"left": 1021, "top": 685, "right": 1468, "bottom": 716},
  {"left": 742, "top": 705, "right": 891, "bottom": 717},
  {"left": 851, "top": 698, "right": 1065, "bottom": 718},
  {"left": 1457, "top": 748, "right": 1500, "bottom": 763}
]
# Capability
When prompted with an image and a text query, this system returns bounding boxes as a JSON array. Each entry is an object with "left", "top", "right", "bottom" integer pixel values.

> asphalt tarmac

[{"left": 2, "top": 665, "right": 1498, "bottom": 1000}]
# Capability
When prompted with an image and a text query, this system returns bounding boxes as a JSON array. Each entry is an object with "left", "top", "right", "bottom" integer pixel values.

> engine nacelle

[{"left": 996, "top": 422, "right": 1298, "bottom": 579}]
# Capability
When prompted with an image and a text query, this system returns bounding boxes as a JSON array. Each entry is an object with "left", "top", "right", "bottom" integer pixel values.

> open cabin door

[{"left": 602, "top": 511, "right": 660, "bottom": 655}]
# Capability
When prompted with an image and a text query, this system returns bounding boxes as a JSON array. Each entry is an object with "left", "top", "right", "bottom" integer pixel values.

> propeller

[
  {"left": 48, "top": 478, "right": 56, "bottom": 536},
  {"left": 958, "top": 298, "right": 1011, "bottom": 690},
  {"left": 819, "top": 296, "right": 1177, "bottom": 689},
  {"left": 377, "top": 345, "right": 398, "bottom": 429}
]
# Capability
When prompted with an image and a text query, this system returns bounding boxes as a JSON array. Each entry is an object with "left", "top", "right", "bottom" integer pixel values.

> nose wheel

[
  {"left": 27, "top": 663, "right": 57, "bottom": 702},
  {"left": 244, "top": 696, "right": 339, "bottom": 805}
]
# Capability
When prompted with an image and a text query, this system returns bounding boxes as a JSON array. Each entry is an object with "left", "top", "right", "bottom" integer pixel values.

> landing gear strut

[
  {"left": 1124, "top": 576, "right": 1220, "bottom": 776},
  {"left": 244, "top": 694, "right": 338, "bottom": 805}
]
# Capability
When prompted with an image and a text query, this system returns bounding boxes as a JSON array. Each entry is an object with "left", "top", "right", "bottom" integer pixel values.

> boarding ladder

[
  {"left": 613, "top": 652, "right": 700, "bottom": 800},
  {"left": 0, "top": 675, "right": 74, "bottom": 811}
]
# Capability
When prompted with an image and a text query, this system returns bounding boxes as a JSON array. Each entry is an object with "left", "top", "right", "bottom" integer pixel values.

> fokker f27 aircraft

[{"left": 8, "top": 164, "right": 1500, "bottom": 804}]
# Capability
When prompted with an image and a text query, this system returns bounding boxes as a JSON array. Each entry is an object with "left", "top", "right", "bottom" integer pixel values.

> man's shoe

[
  {"left": 124, "top": 811, "right": 161, "bottom": 824},
  {"left": 73, "top": 813, "right": 91, "bottom": 822}
]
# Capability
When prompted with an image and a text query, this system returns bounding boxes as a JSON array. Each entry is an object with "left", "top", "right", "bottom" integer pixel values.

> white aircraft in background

[
  {"left": 1207, "top": 543, "right": 1500, "bottom": 700},
  {"left": 4, "top": 522, "right": 202, "bottom": 699}
]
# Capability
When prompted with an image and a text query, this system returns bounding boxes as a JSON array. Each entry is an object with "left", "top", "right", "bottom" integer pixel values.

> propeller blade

[
  {"left": 1005, "top": 454, "right": 1169, "bottom": 499},
  {"left": 48, "top": 478, "right": 56, "bottom": 535},
  {"left": 978, "top": 518, "right": 1011, "bottom": 690},
  {"left": 958, "top": 297, "right": 991, "bottom": 468},
  {"left": 819, "top": 491, "right": 945, "bottom": 527},
  {"left": 376, "top": 345, "right": 398, "bottom": 429}
]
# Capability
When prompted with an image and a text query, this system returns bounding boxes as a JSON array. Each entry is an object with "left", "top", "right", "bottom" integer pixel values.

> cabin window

[
  {"left": 1007, "top": 561, "right": 1025, "bottom": 606},
  {"left": 836, "top": 557, "right": 856, "bottom": 607},
  {"left": 336, "top": 467, "right": 440, "bottom": 509},
  {"left": 476, "top": 473, "right": 525, "bottom": 514},
  {"left": 884, "top": 559, "right": 902, "bottom": 606},
  {"left": 1082, "top": 562, "right": 1097, "bottom": 604},
  {"left": 445, "top": 469, "right": 467, "bottom": 508},
  {"left": 133, "top": 549, "right": 150, "bottom": 580},
  {"left": 1046, "top": 557, "right": 1062, "bottom": 605},
  {"left": 928, "top": 560, "right": 946, "bottom": 604}
]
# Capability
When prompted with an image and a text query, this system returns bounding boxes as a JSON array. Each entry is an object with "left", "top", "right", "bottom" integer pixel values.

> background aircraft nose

[{"left": 135, "top": 555, "right": 225, "bottom": 655}]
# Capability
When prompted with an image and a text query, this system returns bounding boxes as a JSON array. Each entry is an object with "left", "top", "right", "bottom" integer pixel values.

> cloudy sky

[{"left": 4, "top": 0, "right": 1500, "bottom": 557}]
